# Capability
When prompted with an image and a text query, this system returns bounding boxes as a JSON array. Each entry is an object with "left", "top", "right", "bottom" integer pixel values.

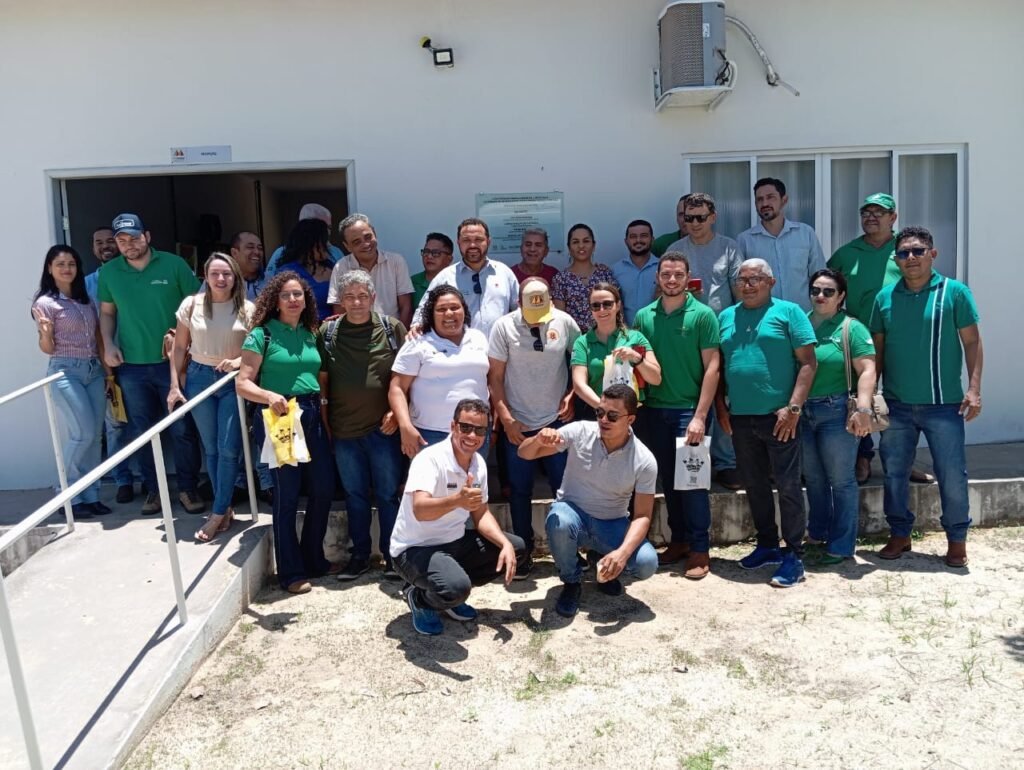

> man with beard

[
  {"left": 611, "top": 219, "right": 659, "bottom": 325},
  {"left": 737, "top": 178, "right": 825, "bottom": 311}
]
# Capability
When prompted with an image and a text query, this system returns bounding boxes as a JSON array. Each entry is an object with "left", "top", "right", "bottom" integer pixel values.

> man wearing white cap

[{"left": 488, "top": 278, "right": 580, "bottom": 577}]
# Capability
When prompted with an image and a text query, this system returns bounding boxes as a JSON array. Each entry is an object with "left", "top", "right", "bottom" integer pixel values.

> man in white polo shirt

[
  {"left": 518, "top": 384, "right": 659, "bottom": 618},
  {"left": 329, "top": 213, "right": 414, "bottom": 327},
  {"left": 390, "top": 398, "right": 525, "bottom": 636}
]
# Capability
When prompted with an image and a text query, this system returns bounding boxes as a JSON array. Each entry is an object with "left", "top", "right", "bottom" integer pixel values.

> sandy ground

[{"left": 126, "top": 527, "right": 1024, "bottom": 770}]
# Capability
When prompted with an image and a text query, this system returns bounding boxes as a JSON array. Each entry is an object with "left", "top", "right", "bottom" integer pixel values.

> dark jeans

[
  {"left": 394, "top": 530, "right": 527, "bottom": 610},
  {"left": 256, "top": 394, "right": 335, "bottom": 587},
  {"left": 731, "top": 413, "right": 806, "bottom": 555},
  {"left": 641, "top": 407, "right": 713, "bottom": 552},
  {"left": 502, "top": 421, "right": 567, "bottom": 555},
  {"left": 117, "top": 362, "right": 201, "bottom": 495},
  {"left": 332, "top": 428, "right": 403, "bottom": 561}
]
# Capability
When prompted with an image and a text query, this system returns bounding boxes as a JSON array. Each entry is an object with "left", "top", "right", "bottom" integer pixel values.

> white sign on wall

[
  {"left": 170, "top": 145, "right": 232, "bottom": 164},
  {"left": 476, "top": 192, "right": 564, "bottom": 253}
]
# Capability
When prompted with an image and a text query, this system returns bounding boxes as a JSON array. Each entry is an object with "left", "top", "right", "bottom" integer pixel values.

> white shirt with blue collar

[{"left": 736, "top": 219, "right": 825, "bottom": 311}]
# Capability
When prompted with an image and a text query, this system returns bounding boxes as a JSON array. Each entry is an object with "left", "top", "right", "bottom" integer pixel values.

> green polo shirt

[
  {"left": 633, "top": 294, "right": 720, "bottom": 409},
  {"left": 571, "top": 327, "right": 651, "bottom": 402},
  {"left": 652, "top": 229, "right": 684, "bottom": 258},
  {"left": 97, "top": 250, "right": 199, "bottom": 364},
  {"left": 317, "top": 313, "right": 407, "bottom": 439},
  {"left": 410, "top": 271, "right": 431, "bottom": 307},
  {"left": 808, "top": 311, "right": 874, "bottom": 399},
  {"left": 869, "top": 271, "right": 979, "bottom": 405},
  {"left": 827, "top": 234, "right": 902, "bottom": 323},
  {"left": 242, "top": 319, "right": 322, "bottom": 396},
  {"left": 719, "top": 298, "right": 816, "bottom": 415}
]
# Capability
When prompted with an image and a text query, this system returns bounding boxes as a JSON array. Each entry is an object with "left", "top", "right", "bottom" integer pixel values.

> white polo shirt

[
  {"left": 327, "top": 249, "right": 414, "bottom": 317},
  {"left": 389, "top": 438, "right": 488, "bottom": 558}
]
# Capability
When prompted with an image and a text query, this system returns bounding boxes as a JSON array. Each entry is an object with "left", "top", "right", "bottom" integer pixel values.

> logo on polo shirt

[
  {"left": 547, "top": 329, "right": 559, "bottom": 342},
  {"left": 151, "top": 279, "right": 169, "bottom": 285}
]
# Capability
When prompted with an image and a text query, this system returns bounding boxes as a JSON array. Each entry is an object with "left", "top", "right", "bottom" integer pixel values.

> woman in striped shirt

[{"left": 31, "top": 245, "right": 113, "bottom": 518}]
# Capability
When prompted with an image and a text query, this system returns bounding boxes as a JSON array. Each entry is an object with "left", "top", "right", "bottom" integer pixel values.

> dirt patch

[{"left": 127, "top": 527, "right": 1024, "bottom": 769}]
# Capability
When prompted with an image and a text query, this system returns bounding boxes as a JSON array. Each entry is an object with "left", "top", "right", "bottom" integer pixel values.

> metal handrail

[{"left": 0, "top": 369, "right": 259, "bottom": 770}]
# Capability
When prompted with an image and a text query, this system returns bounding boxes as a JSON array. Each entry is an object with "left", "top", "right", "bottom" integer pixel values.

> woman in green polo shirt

[
  {"left": 570, "top": 282, "right": 661, "bottom": 420},
  {"left": 237, "top": 272, "right": 335, "bottom": 594},
  {"left": 801, "top": 268, "right": 876, "bottom": 565}
]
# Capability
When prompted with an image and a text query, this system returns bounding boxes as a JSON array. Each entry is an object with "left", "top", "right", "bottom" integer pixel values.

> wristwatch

[
  {"left": 787, "top": 404, "right": 802, "bottom": 415},
  {"left": 855, "top": 407, "right": 872, "bottom": 415}
]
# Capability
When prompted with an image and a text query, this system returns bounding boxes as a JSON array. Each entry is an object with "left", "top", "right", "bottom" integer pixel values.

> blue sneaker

[
  {"left": 555, "top": 583, "right": 582, "bottom": 618},
  {"left": 738, "top": 546, "right": 783, "bottom": 570},
  {"left": 444, "top": 602, "right": 478, "bottom": 621},
  {"left": 406, "top": 587, "right": 443, "bottom": 635},
  {"left": 769, "top": 553, "right": 806, "bottom": 587}
]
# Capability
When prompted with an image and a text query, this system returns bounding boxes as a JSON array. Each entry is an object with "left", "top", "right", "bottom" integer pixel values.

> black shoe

[
  {"left": 116, "top": 484, "right": 134, "bottom": 504},
  {"left": 382, "top": 561, "right": 401, "bottom": 580},
  {"left": 336, "top": 556, "right": 370, "bottom": 581},
  {"left": 514, "top": 555, "right": 533, "bottom": 581},
  {"left": 555, "top": 583, "right": 582, "bottom": 617},
  {"left": 577, "top": 552, "right": 590, "bottom": 572},
  {"left": 91, "top": 501, "right": 112, "bottom": 516},
  {"left": 596, "top": 577, "right": 624, "bottom": 597},
  {"left": 72, "top": 503, "right": 94, "bottom": 520}
]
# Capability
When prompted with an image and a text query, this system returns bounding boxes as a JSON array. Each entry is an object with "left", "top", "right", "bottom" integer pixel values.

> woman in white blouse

[
  {"left": 168, "top": 253, "right": 255, "bottom": 541},
  {"left": 389, "top": 285, "right": 490, "bottom": 458}
]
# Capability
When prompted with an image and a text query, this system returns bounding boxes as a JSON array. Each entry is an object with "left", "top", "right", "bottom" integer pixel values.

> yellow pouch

[
  {"left": 263, "top": 399, "right": 298, "bottom": 466},
  {"left": 108, "top": 383, "right": 128, "bottom": 423}
]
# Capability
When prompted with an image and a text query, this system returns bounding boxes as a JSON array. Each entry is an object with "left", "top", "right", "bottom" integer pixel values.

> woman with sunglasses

[
  {"left": 552, "top": 224, "right": 618, "bottom": 332},
  {"left": 571, "top": 283, "right": 661, "bottom": 420},
  {"left": 801, "top": 268, "right": 876, "bottom": 565},
  {"left": 31, "top": 245, "right": 112, "bottom": 518},
  {"left": 390, "top": 285, "right": 491, "bottom": 458},
  {"left": 236, "top": 272, "right": 335, "bottom": 594}
]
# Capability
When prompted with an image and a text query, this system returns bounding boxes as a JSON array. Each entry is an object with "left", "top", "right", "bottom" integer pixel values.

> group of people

[{"left": 30, "top": 177, "right": 984, "bottom": 636}]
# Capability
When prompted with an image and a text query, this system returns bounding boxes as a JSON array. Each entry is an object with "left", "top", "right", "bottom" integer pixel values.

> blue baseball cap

[{"left": 112, "top": 213, "right": 145, "bottom": 236}]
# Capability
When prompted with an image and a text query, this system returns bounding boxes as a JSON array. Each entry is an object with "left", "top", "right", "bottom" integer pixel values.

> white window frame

[{"left": 682, "top": 145, "right": 967, "bottom": 281}]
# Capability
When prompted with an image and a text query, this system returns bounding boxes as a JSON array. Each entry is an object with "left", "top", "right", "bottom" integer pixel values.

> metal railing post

[
  {"left": 0, "top": 572, "right": 45, "bottom": 770},
  {"left": 150, "top": 435, "right": 188, "bottom": 627},
  {"left": 236, "top": 394, "right": 259, "bottom": 523},
  {"left": 41, "top": 380, "right": 74, "bottom": 531}
]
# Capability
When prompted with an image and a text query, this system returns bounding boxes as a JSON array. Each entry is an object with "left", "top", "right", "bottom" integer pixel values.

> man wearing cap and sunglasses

[{"left": 488, "top": 277, "right": 580, "bottom": 578}]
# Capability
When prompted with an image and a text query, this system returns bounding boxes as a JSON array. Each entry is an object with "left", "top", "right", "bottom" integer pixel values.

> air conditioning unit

[{"left": 655, "top": 0, "right": 732, "bottom": 111}]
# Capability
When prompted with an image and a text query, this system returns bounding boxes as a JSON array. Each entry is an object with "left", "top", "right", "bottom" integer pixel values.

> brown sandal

[
  {"left": 217, "top": 509, "right": 235, "bottom": 533},
  {"left": 194, "top": 513, "right": 226, "bottom": 543}
]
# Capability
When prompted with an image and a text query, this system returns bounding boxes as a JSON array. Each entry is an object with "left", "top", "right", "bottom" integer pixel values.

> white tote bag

[{"left": 673, "top": 436, "right": 712, "bottom": 491}]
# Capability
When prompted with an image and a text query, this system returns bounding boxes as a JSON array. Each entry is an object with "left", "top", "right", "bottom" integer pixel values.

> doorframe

[{"left": 45, "top": 159, "right": 356, "bottom": 244}]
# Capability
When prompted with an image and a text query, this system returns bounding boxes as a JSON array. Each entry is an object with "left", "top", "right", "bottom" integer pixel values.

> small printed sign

[
  {"left": 476, "top": 192, "right": 564, "bottom": 254},
  {"left": 170, "top": 145, "right": 232, "bottom": 164}
]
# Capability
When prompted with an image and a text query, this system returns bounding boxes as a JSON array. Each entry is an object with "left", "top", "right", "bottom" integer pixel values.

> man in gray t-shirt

[
  {"left": 489, "top": 279, "right": 580, "bottom": 572},
  {"left": 518, "top": 384, "right": 659, "bottom": 619}
]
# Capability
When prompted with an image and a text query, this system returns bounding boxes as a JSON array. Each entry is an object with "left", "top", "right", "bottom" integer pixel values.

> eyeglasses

[
  {"left": 895, "top": 247, "right": 929, "bottom": 260},
  {"left": 683, "top": 214, "right": 710, "bottom": 223},
  {"left": 860, "top": 209, "right": 890, "bottom": 219},
  {"left": 733, "top": 276, "right": 767, "bottom": 287},
  {"left": 471, "top": 272, "right": 482, "bottom": 294},
  {"left": 529, "top": 326, "right": 544, "bottom": 351},
  {"left": 421, "top": 248, "right": 451, "bottom": 258},
  {"left": 455, "top": 421, "right": 488, "bottom": 437},
  {"left": 594, "top": 407, "right": 623, "bottom": 423},
  {"left": 809, "top": 286, "right": 837, "bottom": 298},
  {"left": 590, "top": 300, "right": 616, "bottom": 311},
  {"left": 279, "top": 290, "right": 305, "bottom": 300}
]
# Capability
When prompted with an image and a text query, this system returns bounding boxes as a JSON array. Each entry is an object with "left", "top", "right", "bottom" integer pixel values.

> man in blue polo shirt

[
  {"left": 870, "top": 226, "right": 983, "bottom": 568},
  {"left": 611, "top": 219, "right": 659, "bottom": 325},
  {"left": 737, "top": 178, "right": 825, "bottom": 311}
]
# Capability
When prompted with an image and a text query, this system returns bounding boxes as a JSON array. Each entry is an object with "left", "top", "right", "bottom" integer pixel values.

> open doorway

[{"left": 51, "top": 163, "right": 352, "bottom": 274}]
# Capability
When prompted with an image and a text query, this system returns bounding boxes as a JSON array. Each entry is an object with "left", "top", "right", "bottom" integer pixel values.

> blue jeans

[
  {"left": 104, "top": 380, "right": 136, "bottom": 486},
  {"left": 184, "top": 362, "right": 242, "bottom": 515},
  {"left": 879, "top": 401, "right": 971, "bottom": 542},
  {"left": 503, "top": 422, "right": 567, "bottom": 556},
  {"left": 708, "top": 404, "right": 737, "bottom": 471},
  {"left": 800, "top": 396, "right": 860, "bottom": 556},
  {"left": 333, "top": 428, "right": 403, "bottom": 561},
  {"left": 117, "top": 362, "right": 202, "bottom": 495},
  {"left": 255, "top": 394, "right": 335, "bottom": 587},
  {"left": 641, "top": 407, "right": 713, "bottom": 552},
  {"left": 47, "top": 357, "right": 106, "bottom": 505},
  {"left": 234, "top": 401, "right": 273, "bottom": 491},
  {"left": 545, "top": 500, "right": 658, "bottom": 584},
  {"left": 420, "top": 427, "right": 491, "bottom": 459}
]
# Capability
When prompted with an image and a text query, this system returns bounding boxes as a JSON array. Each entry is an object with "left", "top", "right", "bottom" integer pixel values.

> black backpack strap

[
  {"left": 381, "top": 315, "right": 398, "bottom": 352},
  {"left": 324, "top": 318, "right": 341, "bottom": 349}
]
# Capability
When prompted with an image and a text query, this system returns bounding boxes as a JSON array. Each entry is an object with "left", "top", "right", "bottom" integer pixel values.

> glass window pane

[
  {"left": 899, "top": 153, "right": 958, "bottom": 277},
  {"left": 831, "top": 157, "right": 892, "bottom": 252},
  {"left": 689, "top": 161, "right": 751, "bottom": 240},
  {"left": 757, "top": 159, "right": 815, "bottom": 230}
]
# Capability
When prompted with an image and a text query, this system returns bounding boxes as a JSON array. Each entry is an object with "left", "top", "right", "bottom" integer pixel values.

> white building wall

[{"left": 1, "top": 0, "right": 1020, "bottom": 488}]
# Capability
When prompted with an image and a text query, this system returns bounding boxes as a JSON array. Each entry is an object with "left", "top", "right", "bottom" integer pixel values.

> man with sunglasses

[
  {"left": 390, "top": 399, "right": 525, "bottom": 636},
  {"left": 488, "top": 278, "right": 580, "bottom": 578},
  {"left": 519, "top": 384, "right": 659, "bottom": 618},
  {"left": 652, "top": 195, "right": 690, "bottom": 258},
  {"left": 869, "top": 227, "right": 983, "bottom": 569},
  {"left": 664, "top": 192, "right": 745, "bottom": 491},
  {"left": 633, "top": 253, "right": 721, "bottom": 579},
  {"left": 410, "top": 232, "right": 454, "bottom": 306}
]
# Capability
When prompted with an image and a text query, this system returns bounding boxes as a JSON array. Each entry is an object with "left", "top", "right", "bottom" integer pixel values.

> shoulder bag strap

[{"left": 841, "top": 317, "right": 854, "bottom": 396}]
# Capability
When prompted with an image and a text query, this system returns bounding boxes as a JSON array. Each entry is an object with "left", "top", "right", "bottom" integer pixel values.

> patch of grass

[
  {"left": 513, "top": 670, "right": 579, "bottom": 701},
  {"left": 960, "top": 653, "right": 979, "bottom": 687},
  {"left": 593, "top": 719, "right": 616, "bottom": 737},
  {"left": 724, "top": 657, "right": 748, "bottom": 680},
  {"left": 941, "top": 589, "right": 958, "bottom": 609},
  {"left": 218, "top": 649, "right": 265, "bottom": 684},
  {"left": 239, "top": 621, "right": 256, "bottom": 635},
  {"left": 968, "top": 628, "right": 981, "bottom": 648},
  {"left": 672, "top": 648, "right": 698, "bottom": 667},
  {"left": 679, "top": 744, "right": 729, "bottom": 770},
  {"left": 526, "top": 628, "right": 552, "bottom": 657}
]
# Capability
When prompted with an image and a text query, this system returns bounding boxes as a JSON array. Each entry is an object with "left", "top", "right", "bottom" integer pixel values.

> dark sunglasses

[
  {"left": 455, "top": 421, "right": 488, "bottom": 437},
  {"left": 529, "top": 326, "right": 544, "bottom": 351},
  {"left": 809, "top": 286, "right": 837, "bottom": 298},
  {"left": 471, "top": 272, "right": 482, "bottom": 294},
  {"left": 421, "top": 248, "right": 451, "bottom": 258},
  {"left": 594, "top": 407, "right": 623, "bottom": 423},
  {"left": 683, "top": 214, "right": 710, "bottom": 223},
  {"left": 895, "top": 247, "right": 929, "bottom": 260},
  {"left": 590, "top": 300, "right": 616, "bottom": 311}
]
